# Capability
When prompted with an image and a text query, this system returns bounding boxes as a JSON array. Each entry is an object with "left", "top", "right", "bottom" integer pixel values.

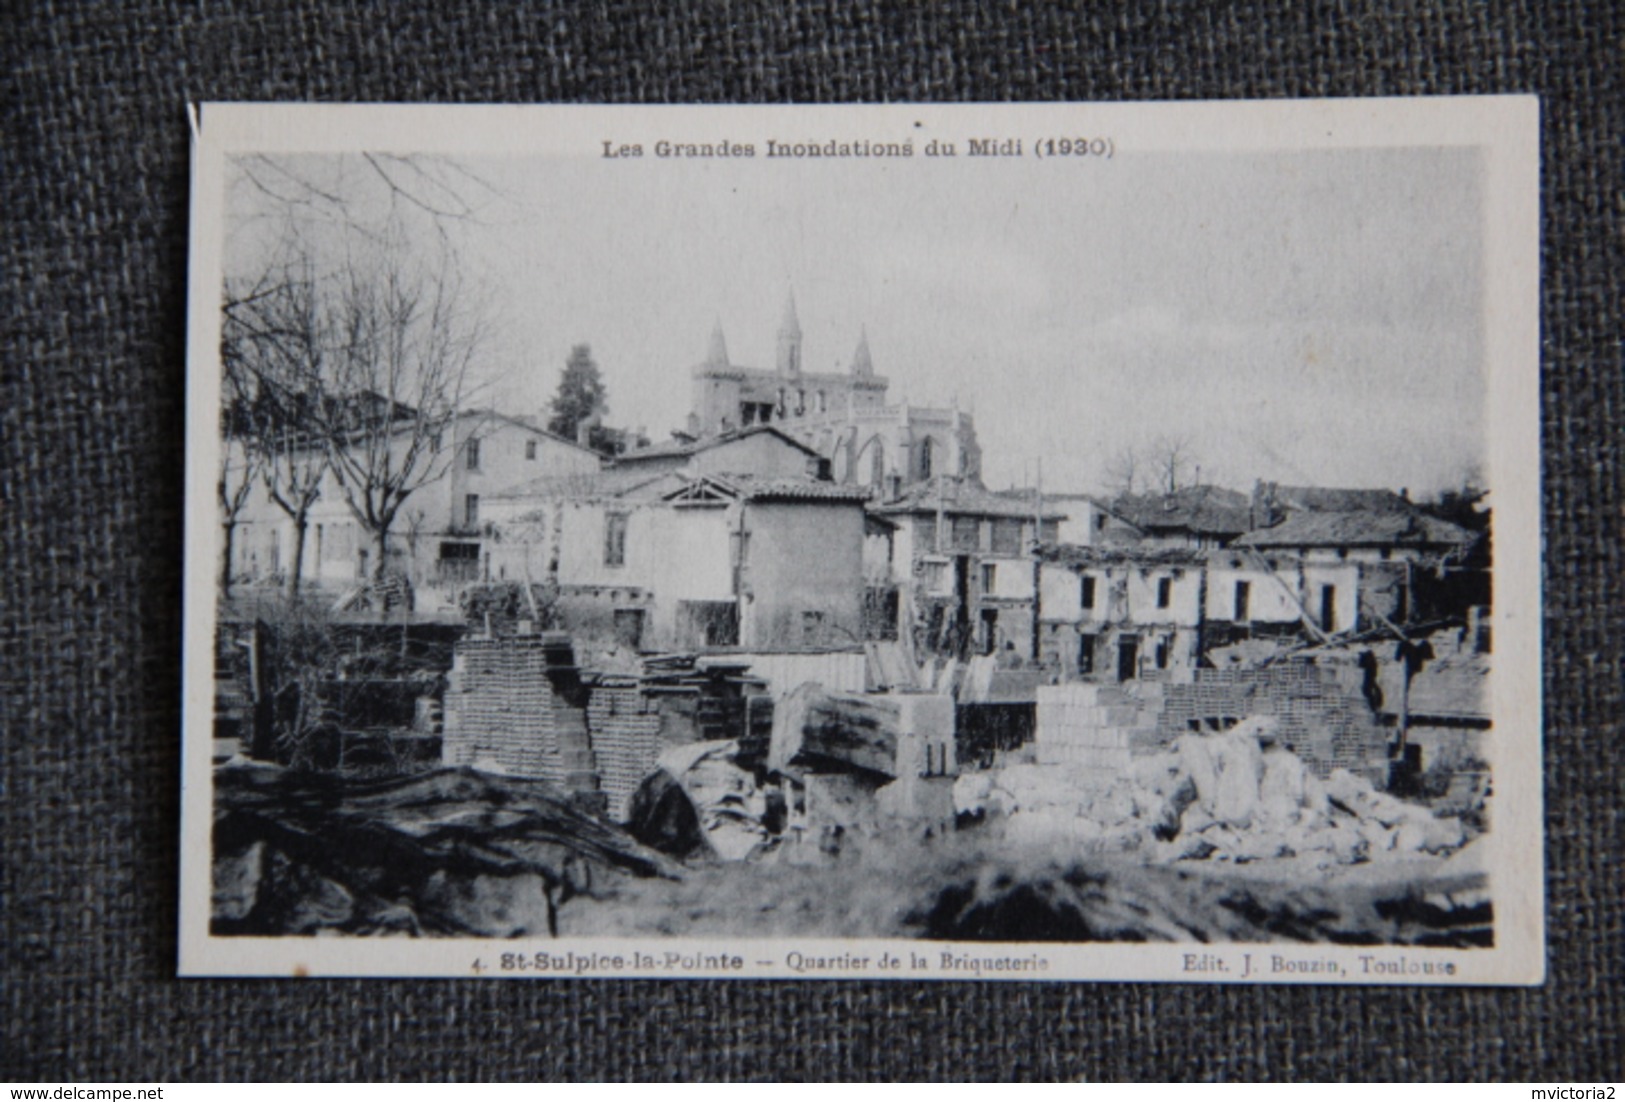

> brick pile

[
  {"left": 445, "top": 638, "right": 772, "bottom": 824},
  {"left": 587, "top": 684, "right": 666, "bottom": 822},
  {"left": 442, "top": 634, "right": 600, "bottom": 798},
  {"left": 1033, "top": 683, "right": 1163, "bottom": 780}
]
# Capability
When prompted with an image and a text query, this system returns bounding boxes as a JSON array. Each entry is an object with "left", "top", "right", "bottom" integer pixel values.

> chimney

[{"left": 1250, "top": 479, "right": 1281, "bottom": 528}]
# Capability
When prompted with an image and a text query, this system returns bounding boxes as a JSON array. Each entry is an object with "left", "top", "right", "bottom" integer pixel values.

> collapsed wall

[
  {"left": 1036, "top": 658, "right": 1390, "bottom": 787},
  {"left": 1158, "top": 661, "right": 1390, "bottom": 784}
]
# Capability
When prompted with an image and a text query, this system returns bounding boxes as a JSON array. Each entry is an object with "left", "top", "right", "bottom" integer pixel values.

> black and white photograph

[{"left": 179, "top": 100, "right": 1541, "bottom": 982}]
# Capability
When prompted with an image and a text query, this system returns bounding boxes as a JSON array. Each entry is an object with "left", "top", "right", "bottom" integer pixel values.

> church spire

[
  {"left": 775, "top": 290, "right": 802, "bottom": 375},
  {"left": 706, "top": 317, "right": 730, "bottom": 368},
  {"left": 850, "top": 325, "right": 873, "bottom": 377}
]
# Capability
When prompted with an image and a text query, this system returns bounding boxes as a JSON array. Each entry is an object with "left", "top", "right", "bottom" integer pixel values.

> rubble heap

[
  {"left": 212, "top": 764, "right": 680, "bottom": 938},
  {"left": 956, "top": 716, "right": 1469, "bottom": 869}
]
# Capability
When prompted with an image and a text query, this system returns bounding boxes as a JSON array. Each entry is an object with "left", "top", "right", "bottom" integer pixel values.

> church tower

[
  {"left": 775, "top": 291, "right": 802, "bottom": 376},
  {"left": 850, "top": 326, "right": 873, "bottom": 377},
  {"left": 706, "top": 317, "right": 730, "bottom": 369}
]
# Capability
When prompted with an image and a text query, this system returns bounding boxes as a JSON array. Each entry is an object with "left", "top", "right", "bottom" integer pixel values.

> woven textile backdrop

[{"left": 4, "top": 1, "right": 1621, "bottom": 1081}]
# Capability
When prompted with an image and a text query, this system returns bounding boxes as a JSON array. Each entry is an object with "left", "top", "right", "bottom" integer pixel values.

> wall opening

[
  {"left": 1117, "top": 636, "right": 1139, "bottom": 681},
  {"left": 1320, "top": 584, "right": 1338, "bottom": 633}
]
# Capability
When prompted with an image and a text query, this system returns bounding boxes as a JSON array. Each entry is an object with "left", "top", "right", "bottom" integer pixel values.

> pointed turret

[
  {"left": 850, "top": 326, "right": 873, "bottom": 377},
  {"left": 706, "top": 317, "right": 730, "bottom": 368},
  {"left": 775, "top": 291, "right": 802, "bottom": 375}
]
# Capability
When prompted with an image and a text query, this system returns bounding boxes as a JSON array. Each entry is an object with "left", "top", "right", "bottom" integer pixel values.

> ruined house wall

[
  {"left": 1357, "top": 561, "right": 1410, "bottom": 624},
  {"left": 1204, "top": 561, "right": 1309, "bottom": 623},
  {"left": 1301, "top": 563, "right": 1360, "bottom": 634},
  {"left": 1040, "top": 564, "right": 1083, "bottom": 617},
  {"left": 1033, "top": 661, "right": 1389, "bottom": 786},
  {"left": 1153, "top": 662, "right": 1389, "bottom": 784},
  {"left": 1124, "top": 566, "right": 1203, "bottom": 626}
]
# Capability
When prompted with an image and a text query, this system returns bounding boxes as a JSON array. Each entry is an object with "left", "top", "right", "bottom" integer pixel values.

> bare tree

[
  {"left": 217, "top": 439, "right": 261, "bottom": 599},
  {"left": 314, "top": 231, "right": 485, "bottom": 582},
  {"left": 1148, "top": 434, "right": 1197, "bottom": 494},
  {"left": 222, "top": 262, "right": 331, "bottom": 599},
  {"left": 221, "top": 155, "right": 497, "bottom": 594},
  {"left": 1103, "top": 445, "right": 1140, "bottom": 499}
]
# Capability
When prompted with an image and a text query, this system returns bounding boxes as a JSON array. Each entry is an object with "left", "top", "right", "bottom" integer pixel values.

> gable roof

[
  {"left": 1233, "top": 509, "right": 1476, "bottom": 549},
  {"left": 1264, "top": 484, "right": 1413, "bottom": 513},
  {"left": 663, "top": 473, "right": 871, "bottom": 505},
  {"left": 488, "top": 468, "right": 675, "bottom": 501},
  {"left": 614, "top": 425, "right": 821, "bottom": 464},
  {"left": 873, "top": 476, "right": 1067, "bottom": 520},
  {"left": 459, "top": 409, "right": 606, "bottom": 457},
  {"left": 1112, "top": 485, "right": 1253, "bottom": 536}
]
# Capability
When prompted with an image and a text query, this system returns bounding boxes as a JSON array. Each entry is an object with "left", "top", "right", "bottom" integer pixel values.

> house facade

[
  {"left": 872, "top": 476, "right": 1063, "bottom": 659},
  {"left": 226, "top": 409, "right": 602, "bottom": 598},
  {"left": 1036, "top": 546, "right": 1207, "bottom": 680},
  {"left": 484, "top": 468, "right": 871, "bottom": 652}
]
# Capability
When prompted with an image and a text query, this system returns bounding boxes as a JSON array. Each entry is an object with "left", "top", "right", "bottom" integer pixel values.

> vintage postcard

[{"left": 180, "top": 99, "right": 1541, "bottom": 983}]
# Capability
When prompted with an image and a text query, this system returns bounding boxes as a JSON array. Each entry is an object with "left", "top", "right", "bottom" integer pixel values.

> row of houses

[
  {"left": 222, "top": 301, "right": 1486, "bottom": 679},
  {"left": 227, "top": 414, "right": 1483, "bottom": 671}
]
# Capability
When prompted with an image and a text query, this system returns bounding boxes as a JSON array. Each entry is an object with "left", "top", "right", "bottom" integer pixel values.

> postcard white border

[{"left": 180, "top": 98, "right": 1542, "bottom": 984}]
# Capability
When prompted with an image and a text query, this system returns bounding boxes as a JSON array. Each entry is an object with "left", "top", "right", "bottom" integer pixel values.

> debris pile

[
  {"left": 211, "top": 764, "right": 680, "bottom": 938},
  {"left": 956, "top": 716, "right": 1469, "bottom": 869}
]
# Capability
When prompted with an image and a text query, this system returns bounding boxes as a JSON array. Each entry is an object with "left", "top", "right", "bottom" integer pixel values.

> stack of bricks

[
  {"left": 586, "top": 683, "right": 666, "bottom": 822},
  {"left": 585, "top": 676, "right": 774, "bottom": 823},
  {"left": 442, "top": 634, "right": 601, "bottom": 800},
  {"left": 1034, "top": 683, "right": 1162, "bottom": 780}
]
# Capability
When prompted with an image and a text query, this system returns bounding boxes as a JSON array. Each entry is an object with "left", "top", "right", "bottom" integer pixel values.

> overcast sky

[{"left": 230, "top": 145, "right": 1487, "bottom": 497}]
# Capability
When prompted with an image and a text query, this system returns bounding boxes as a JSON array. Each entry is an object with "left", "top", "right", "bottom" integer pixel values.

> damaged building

[{"left": 871, "top": 475, "right": 1063, "bottom": 660}]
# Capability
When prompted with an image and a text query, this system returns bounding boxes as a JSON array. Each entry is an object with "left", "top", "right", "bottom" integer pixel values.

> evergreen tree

[{"left": 547, "top": 344, "right": 612, "bottom": 452}]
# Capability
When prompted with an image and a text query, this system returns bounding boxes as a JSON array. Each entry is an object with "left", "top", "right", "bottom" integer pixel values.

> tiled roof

[
  {"left": 1234, "top": 509, "right": 1476, "bottom": 549},
  {"left": 459, "top": 409, "right": 604, "bottom": 455},
  {"left": 678, "top": 473, "right": 872, "bottom": 503},
  {"left": 1266, "top": 484, "right": 1413, "bottom": 513},
  {"left": 613, "top": 425, "right": 820, "bottom": 463},
  {"left": 488, "top": 468, "right": 671, "bottom": 501},
  {"left": 873, "top": 477, "right": 1067, "bottom": 520},
  {"left": 1036, "top": 543, "right": 1209, "bottom": 567},
  {"left": 1112, "top": 485, "right": 1253, "bottom": 535}
]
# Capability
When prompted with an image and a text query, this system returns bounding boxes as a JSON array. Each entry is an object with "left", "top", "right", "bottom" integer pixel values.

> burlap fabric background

[{"left": 4, "top": 1, "right": 1620, "bottom": 1082}]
